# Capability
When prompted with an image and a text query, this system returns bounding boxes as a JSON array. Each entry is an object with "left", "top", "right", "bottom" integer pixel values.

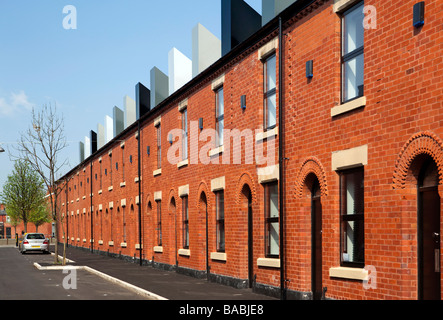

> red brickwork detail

[
  {"left": 393, "top": 131, "right": 443, "bottom": 189},
  {"left": 294, "top": 157, "right": 328, "bottom": 198}
]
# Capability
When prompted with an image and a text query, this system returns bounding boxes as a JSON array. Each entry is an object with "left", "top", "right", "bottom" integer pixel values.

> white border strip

[{"left": 33, "top": 262, "right": 168, "bottom": 300}]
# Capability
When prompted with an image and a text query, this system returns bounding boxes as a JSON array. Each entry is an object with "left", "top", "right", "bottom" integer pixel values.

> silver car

[{"left": 20, "top": 233, "right": 50, "bottom": 254}]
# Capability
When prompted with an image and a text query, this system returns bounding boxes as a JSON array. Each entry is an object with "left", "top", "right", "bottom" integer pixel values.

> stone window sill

[
  {"left": 329, "top": 266, "right": 368, "bottom": 280},
  {"left": 210, "top": 252, "right": 227, "bottom": 261},
  {"left": 331, "top": 96, "right": 366, "bottom": 117},
  {"left": 257, "top": 258, "right": 280, "bottom": 268}
]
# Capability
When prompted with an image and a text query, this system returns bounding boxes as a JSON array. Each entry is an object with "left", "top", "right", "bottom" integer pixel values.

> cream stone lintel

[
  {"left": 154, "top": 191, "right": 162, "bottom": 201},
  {"left": 136, "top": 196, "right": 140, "bottom": 205},
  {"left": 98, "top": 240, "right": 104, "bottom": 245},
  {"left": 121, "top": 199, "right": 126, "bottom": 207},
  {"left": 333, "top": 0, "right": 361, "bottom": 13},
  {"left": 211, "top": 74, "right": 225, "bottom": 91},
  {"left": 178, "top": 184, "right": 190, "bottom": 197},
  {"left": 331, "top": 145, "right": 368, "bottom": 171},
  {"left": 331, "top": 96, "right": 366, "bottom": 117},
  {"left": 258, "top": 37, "right": 278, "bottom": 60},
  {"left": 154, "top": 116, "right": 161, "bottom": 127},
  {"left": 108, "top": 241, "right": 114, "bottom": 246},
  {"left": 120, "top": 242, "right": 127, "bottom": 248},
  {"left": 258, "top": 165, "right": 279, "bottom": 184},
  {"left": 257, "top": 258, "right": 280, "bottom": 268},
  {"left": 153, "top": 168, "right": 162, "bottom": 177},
  {"left": 178, "top": 98, "right": 188, "bottom": 112},
  {"left": 108, "top": 186, "right": 113, "bottom": 191},
  {"left": 135, "top": 244, "right": 143, "bottom": 249},
  {"left": 211, "top": 176, "right": 225, "bottom": 192},
  {"left": 109, "top": 201, "right": 114, "bottom": 209},
  {"left": 329, "top": 267, "right": 368, "bottom": 280}
]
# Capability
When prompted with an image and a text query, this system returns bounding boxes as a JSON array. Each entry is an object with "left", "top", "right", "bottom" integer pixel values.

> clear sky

[{"left": 0, "top": 0, "right": 262, "bottom": 194}]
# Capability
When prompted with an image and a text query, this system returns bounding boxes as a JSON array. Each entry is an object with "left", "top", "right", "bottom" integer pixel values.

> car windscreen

[{"left": 27, "top": 234, "right": 45, "bottom": 240}]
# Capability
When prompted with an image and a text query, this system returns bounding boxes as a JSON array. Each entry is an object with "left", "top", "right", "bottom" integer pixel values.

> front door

[
  {"left": 418, "top": 160, "right": 441, "bottom": 300},
  {"left": 312, "top": 180, "right": 323, "bottom": 300}
]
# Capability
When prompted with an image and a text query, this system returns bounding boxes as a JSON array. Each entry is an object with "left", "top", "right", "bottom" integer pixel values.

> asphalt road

[{"left": 0, "top": 246, "right": 149, "bottom": 300}]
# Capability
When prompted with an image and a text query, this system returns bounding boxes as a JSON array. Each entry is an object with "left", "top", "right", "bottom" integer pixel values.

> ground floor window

[
  {"left": 156, "top": 200, "right": 162, "bottom": 246},
  {"left": 182, "top": 196, "right": 189, "bottom": 249},
  {"left": 264, "top": 181, "right": 279, "bottom": 258},
  {"left": 216, "top": 191, "right": 225, "bottom": 252},
  {"left": 340, "top": 167, "right": 364, "bottom": 266}
]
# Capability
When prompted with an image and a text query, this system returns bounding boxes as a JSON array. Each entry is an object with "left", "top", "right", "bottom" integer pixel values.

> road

[{"left": 0, "top": 246, "right": 149, "bottom": 300}]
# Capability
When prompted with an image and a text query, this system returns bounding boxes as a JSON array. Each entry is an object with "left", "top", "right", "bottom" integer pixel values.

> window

[
  {"left": 264, "top": 54, "right": 276, "bottom": 130},
  {"left": 182, "top": 108, "right": 188, "bottom": 160},
  {"left": 342, "top": 2, "right": 364, "bottom": 103},
  {"left": 99, "top": 162, "right": 102, "bottom": 190},
  {"left": 109, "top": 154, "right": 113, "bottom": 186},
  {"left": 157, "top": 124, "right": 161, "bottom": 169},
  {"left": 182, "top": 196, "right": 189, "bottom": 249},
  {"left": 340, "top": 167, "right": 364, "bottom": 267},
  {"left": 216, "top": 191, "right": 225, "bottom": 252},
  {"left": 265, "top": 182, "right": 279, "bottom": 258},
  {"left": 156, "top": 200, "right": 162, "bottom": 246},
  {"left": 215, "top": 87, "right": 224, "bottom": 147}
]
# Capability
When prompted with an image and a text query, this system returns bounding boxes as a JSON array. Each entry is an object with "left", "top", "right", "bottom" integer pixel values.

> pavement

[{"left": 35, "top": 245, "right": 278, "bottom": 301}]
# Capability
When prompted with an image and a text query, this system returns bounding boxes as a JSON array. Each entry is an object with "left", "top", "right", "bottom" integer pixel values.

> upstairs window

[
  {"left": 156, "top": 124, "right": 161, "bottom": 169},
  {"left": 181, "top": 108, "right": 188, "bottom": 160},
  {"left": 342, "top": 2, "right": 364, "bottom": 103},
  {"left": 215, "top": 87, "right": 224, "bottom": 147},
  {"left": 264, "top": 54, "right": 276, "bottom": 130}
]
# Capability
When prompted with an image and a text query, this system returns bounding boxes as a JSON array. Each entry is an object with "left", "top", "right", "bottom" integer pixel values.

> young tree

[
  {"left": 14, "top": 104, "right": 69, "bottom": 264},
  {"left": 0, "top": 160, "right": 47, "bottom": 233},
  {"left": 31, "top": 203, "right": 51, "bottom": 232}
]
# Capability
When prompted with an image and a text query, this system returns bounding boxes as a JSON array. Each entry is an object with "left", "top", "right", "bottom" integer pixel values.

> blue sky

[{"left": 0, "top": 0, "right": 262, "bottom": 193}]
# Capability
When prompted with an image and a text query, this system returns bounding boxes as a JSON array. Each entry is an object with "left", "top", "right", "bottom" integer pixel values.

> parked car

[{"left": 19, "top": 233, "right": 49, "bottom": 254}]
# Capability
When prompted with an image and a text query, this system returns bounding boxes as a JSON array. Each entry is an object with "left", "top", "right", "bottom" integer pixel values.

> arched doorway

[
  {"left": 304, "top": 173, "right": 323, "bottom": 300},
  {"left": 241, "top": 184, "right": 254, "bottom": 288},
  {"left": 418, "top": 158, "right": 441, "bottom": 300},
  {"left": 311, "top": 177, "right": 322, "bottom": 300},
  {"left": 199, "top": 192, "right": 209, "bottom": 277},
  {"left": 169, "top": 197, "right": 177, "bottom": 266}
]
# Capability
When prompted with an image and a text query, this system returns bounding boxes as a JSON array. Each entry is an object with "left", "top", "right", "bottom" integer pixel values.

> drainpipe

[
  {"left": 90, "top": 161, "right": 93, "bottom": 253},
  {"left": 137, "top": 120, "right": 143, "bottom": 266},
  {"left": 278, "top": 16, "right": 286, "bottom": 301}
]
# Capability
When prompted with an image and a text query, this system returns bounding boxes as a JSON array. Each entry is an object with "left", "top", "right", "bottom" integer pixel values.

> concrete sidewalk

[{"left": 46, "top": 246, "right": 277, "bottom": 301}]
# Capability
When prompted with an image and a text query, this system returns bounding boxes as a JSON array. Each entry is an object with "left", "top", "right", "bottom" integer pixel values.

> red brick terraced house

[{"left": 56, "top": 0, "right": 443, "bottom": 300}]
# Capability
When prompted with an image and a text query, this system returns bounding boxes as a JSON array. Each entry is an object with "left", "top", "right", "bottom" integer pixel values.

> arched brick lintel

[
  {"left": 393, "top": 131, "right": 443, "bottom": 189},
  {"left": 294, "top": 157, "right": 328, "bottom": 199},
  {"left": 235, "top": 172, "right": 257, "bottom": 205}
]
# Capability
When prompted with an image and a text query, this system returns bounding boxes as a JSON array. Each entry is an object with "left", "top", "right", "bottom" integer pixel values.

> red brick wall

[{"left": 58, "top": 0, "right": 443, "bottom": 300}]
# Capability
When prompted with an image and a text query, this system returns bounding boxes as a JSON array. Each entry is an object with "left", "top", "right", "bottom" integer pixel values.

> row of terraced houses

[{"left": 55, "top": 0, "right": 443, "bottom": 300}]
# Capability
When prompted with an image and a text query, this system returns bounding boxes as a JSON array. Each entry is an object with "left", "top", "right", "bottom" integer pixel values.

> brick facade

[{"left": 57, "top": 0, "right": 443, "bottom": 300}]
